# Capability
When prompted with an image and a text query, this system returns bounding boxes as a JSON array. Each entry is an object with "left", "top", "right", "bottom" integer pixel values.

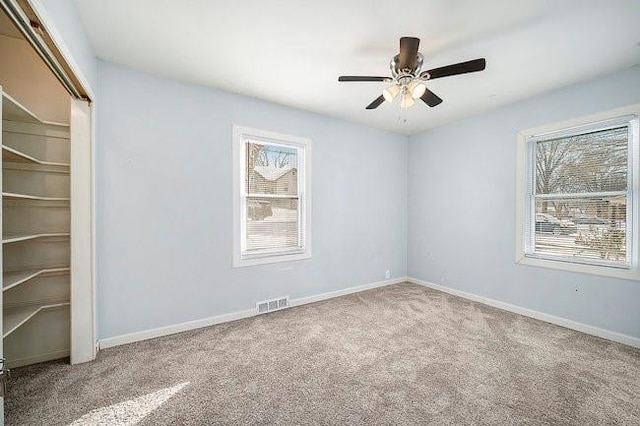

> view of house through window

[
  {"left": 245, "top": 141, "right": 301, "bottom": 253},
  {"left": 233, "top": 126, "right": 311, "bottom": 267},
  {"left": 527, "top": 124, "right": 631, "bottom": 266}
]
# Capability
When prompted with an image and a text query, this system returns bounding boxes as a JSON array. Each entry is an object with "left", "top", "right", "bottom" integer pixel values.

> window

[
  {"left": 232, "top": 125, "right": 311, "bottom": 267},
  {"left": 516, "top": 105, "right": 640, "bottom": 280}
]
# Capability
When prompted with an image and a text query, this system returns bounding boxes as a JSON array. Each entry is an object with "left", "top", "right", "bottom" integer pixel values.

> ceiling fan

[{"left": 338, "top": 37, "right": 486, "bottom": 110}]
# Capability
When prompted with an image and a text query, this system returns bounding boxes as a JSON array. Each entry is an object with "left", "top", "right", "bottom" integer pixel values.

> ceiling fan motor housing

[{"left": 391, "top": 52, "right": 424, "bottom": 78}]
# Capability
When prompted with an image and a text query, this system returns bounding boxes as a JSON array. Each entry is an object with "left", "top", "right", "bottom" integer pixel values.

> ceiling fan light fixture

[
  {"left": 383, "top": 84, "right": 400, "bottom": 103},
  {"left": 400, "top": 91, "right": 415, "bottom": 109},
  {"left": 409, "top": 81, "right": 427, "bottom": 99}
]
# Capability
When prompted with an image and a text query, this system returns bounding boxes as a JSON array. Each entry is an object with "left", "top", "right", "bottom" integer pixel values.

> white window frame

[
  {"left": 516, "top": 104, "right": 640, "bottom": 281},
  {"left": 232, "top": 125, "right": 312, "bottom": 267}
]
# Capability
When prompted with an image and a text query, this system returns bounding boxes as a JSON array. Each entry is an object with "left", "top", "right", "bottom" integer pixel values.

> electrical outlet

[{"left": 385, "top": 269, "right": 391, "bottom": 279}]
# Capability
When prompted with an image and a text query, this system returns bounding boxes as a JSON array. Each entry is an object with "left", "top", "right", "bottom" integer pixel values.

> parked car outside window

[{"left": 535, "top": 213, "right": 577, "bottom": 235}]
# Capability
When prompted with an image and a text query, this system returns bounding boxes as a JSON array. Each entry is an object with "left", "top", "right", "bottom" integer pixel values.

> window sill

[
  {"left": 233, "top": 251, "right": 311, "bottom": 268},
  {"left": 516, "top": 255, "right": 640, "bottom": 281}
]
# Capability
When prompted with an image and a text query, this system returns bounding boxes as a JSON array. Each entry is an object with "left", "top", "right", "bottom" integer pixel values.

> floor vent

[{"left": 256, "top": 296, "right": 289, "bottom": 314}]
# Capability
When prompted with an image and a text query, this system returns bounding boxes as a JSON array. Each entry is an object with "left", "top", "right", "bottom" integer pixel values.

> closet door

[
  {"left": 70, "top": 99, "right": 93, "bottom": 364},
  {"left": 0, "top": 87, "right": 4, "bottom": 426}
]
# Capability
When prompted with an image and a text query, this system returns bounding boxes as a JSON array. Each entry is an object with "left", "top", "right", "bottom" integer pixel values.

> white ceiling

[{"left": 74, "top": 0, "right": 640, "bottom": 135}]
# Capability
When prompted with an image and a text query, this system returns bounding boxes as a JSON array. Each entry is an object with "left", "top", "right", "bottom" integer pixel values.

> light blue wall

[
  {"left": 96, "top": 61, "right": 408, "bottom": 339},
  {"left": 33, "top": 0, "right": 97, "bottom": 94},
  {"left": 408, "top": 65, "right": 640, "bottom": 339},
  {"left": 29, "top": 0, "right": 640, "bottom": 342}
]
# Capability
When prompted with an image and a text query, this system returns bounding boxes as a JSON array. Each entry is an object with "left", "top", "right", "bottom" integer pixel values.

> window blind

[
  {"left": 243, "top": 141, "right": 302, "bottom": 256},
  {"left": 530, "top": 125, "right": 629, "bottom": 266}
]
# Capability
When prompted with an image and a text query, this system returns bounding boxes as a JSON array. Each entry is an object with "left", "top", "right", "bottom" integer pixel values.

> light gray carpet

[{"left": 6, "top": 282, "right": 640, "bottom": 425}]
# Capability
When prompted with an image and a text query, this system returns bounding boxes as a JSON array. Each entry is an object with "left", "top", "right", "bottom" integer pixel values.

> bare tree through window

[{"left": 533, "top": 126, "right": 628, "bottom": 263}]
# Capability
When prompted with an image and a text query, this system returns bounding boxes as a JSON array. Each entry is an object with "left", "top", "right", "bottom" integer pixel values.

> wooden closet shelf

[
  {"left": 3, "top": 232, "right": 70, "bottom": 244},
  {"left": 2, "top": 92, "right": 68, "bottom": 127},
  {"left": 3, "top": 192, "right": 70, "bottom": 202},
  {"left": 2, "top": 93, "right": 40, "bottom": 124},
  {"left": 3, "top": 267, "right": 70, "bottom": 292},
  {"left": 3, "top": 302, "right": 70, "bottom": 338},
  {"left": 2, "top": 145, "right": 70, "bottom": 167},
  {"left": 2, "top": 87, "right": 74, "bottom": 367}
]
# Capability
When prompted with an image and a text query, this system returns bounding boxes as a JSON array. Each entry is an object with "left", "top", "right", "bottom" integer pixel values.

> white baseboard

[
  {"left": 290, "top": 276, "right": 407, "bottom": 307},
  {"left": 408, "top": 277, "right": 640, "bottom": 349},
  {"left": 99, "top": 276, "right": 408, "bottom": 350},
  {"left": 99, "top": 308, "right": 256, "bottom": 349}
]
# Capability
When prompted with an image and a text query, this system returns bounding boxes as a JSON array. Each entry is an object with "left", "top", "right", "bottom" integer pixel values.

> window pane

[
  {"left": 535, "top": 126, "right": 628, "bottom": 194},
  {"left": 245, "top": 197, "right": 299, "bottom": 252},
  {"left": 533, "top": 196, "right": 626, "bottom": 264},
  {"left": 246, "top": 142, "right": 298, "bottom": 195}
]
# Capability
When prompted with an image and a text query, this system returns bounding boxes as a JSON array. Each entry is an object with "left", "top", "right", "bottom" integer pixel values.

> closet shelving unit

[{"left": 1, "top": 91, "right": 71, "bottom": 367}]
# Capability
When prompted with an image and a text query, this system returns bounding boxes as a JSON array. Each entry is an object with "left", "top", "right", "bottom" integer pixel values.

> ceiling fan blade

[
  {"left": 365, "top": 95, "right": 385, "bottom": 110},
  {"left": 398, "top": 37, "right": 420, "bottom": 70},
  {"left": 422, "top": 58, "right": 486, "bottom": 80},
  {"left": 339, "top": 76, "right": 389, "bottom": 82},
  {"left": 420, "top": 88, "right": 443, "bottom": 107}
]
